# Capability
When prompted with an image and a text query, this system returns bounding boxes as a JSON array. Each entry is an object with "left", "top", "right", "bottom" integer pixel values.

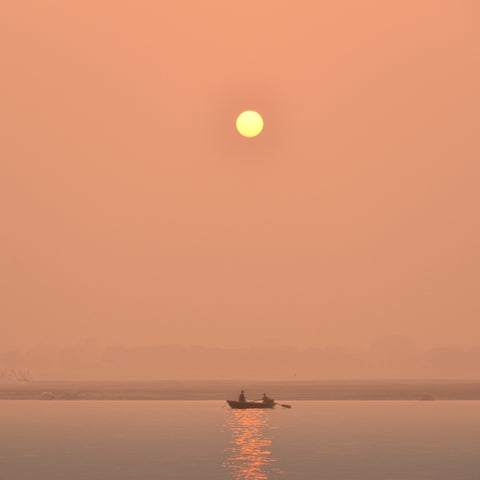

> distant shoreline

[{"left": 1, "top": 380, "right": 480, "bottom": 401}]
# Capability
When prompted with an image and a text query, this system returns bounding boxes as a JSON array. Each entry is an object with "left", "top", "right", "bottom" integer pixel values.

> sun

[{"left": 236, "top": 110, "right": 264, "bottom": 138}]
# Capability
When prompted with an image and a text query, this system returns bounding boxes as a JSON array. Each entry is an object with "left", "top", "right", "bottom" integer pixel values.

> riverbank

[{"left": 1, "top": 380, "right": 480, "bottom": 400}]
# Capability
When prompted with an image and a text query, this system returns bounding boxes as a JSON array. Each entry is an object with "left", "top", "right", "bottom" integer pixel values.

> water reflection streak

[{"left": 223, "top": 409, "right": 282, "bottom": 480}]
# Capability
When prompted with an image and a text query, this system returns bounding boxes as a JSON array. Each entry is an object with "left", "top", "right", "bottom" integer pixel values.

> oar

[{"left": 275, "top": 402, "right": 292, "bottom": 408}]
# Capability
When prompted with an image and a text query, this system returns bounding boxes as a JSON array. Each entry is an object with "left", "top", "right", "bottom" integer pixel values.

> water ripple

[{"left": 223, "top": 410, "right": 283, "bottom": 480}]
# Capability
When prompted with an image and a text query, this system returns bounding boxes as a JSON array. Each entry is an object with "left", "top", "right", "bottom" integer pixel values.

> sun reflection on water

[{"left": 223, "top": 409, "right": 283, "bottom": 480}]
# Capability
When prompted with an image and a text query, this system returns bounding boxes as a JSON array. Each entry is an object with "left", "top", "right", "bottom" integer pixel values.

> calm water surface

[{"left": 1, "top": 400, "right": 479, "bottom": 479}]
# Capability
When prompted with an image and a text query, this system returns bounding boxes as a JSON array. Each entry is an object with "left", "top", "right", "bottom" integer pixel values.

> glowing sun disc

[{"left": 236, "top": 110, "right": 264, "bottom": 138}]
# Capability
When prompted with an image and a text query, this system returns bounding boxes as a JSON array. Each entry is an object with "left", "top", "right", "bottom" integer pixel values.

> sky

[{"left": 1, "top": 0, "right": 479, "bottom": 356}]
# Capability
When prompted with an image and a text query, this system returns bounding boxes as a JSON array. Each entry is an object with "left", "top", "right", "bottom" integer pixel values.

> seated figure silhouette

[
  {"left": 238, "top": 390, "right": 246, "bottom": 402},
  {"left": 262, "top": 392, "right": 273, "bottom": 404}
]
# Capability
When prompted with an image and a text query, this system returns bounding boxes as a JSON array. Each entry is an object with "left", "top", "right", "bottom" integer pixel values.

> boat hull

[{"left": 227, "top": 400, "right": 275, "bottom": 409}]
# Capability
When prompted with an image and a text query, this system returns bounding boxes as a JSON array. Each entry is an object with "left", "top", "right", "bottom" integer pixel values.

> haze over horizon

[
  {"left": 2, "top": 2, "right": 479, "bottom": 367},
  {"left": 2, "top": 338, "right": 480, "bottom": 381}
]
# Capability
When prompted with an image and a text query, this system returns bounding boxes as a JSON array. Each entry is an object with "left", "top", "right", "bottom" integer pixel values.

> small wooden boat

[{"left": 227, "top": 399, "right": 275, "bottom": 409}]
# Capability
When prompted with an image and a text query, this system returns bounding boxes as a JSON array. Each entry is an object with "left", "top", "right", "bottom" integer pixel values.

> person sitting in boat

[
  {"left": 262, "top": 393, "right": 272, "bottom": 403},
  {"left": 238, "top": 390, "right": 246, "bottom": 402}
]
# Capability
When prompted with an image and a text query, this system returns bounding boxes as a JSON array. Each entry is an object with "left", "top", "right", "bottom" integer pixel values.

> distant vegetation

[
  {"left": 1, "top": 340, "right": 480, "bottom": 381},
  {"left": 0, "top": 368, "right": 32, "bottom": 383}
]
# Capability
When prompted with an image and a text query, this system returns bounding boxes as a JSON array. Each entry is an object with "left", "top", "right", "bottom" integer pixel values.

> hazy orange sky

[{"left": 1, "top": 0, "right": 479, "bottom": 352}]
